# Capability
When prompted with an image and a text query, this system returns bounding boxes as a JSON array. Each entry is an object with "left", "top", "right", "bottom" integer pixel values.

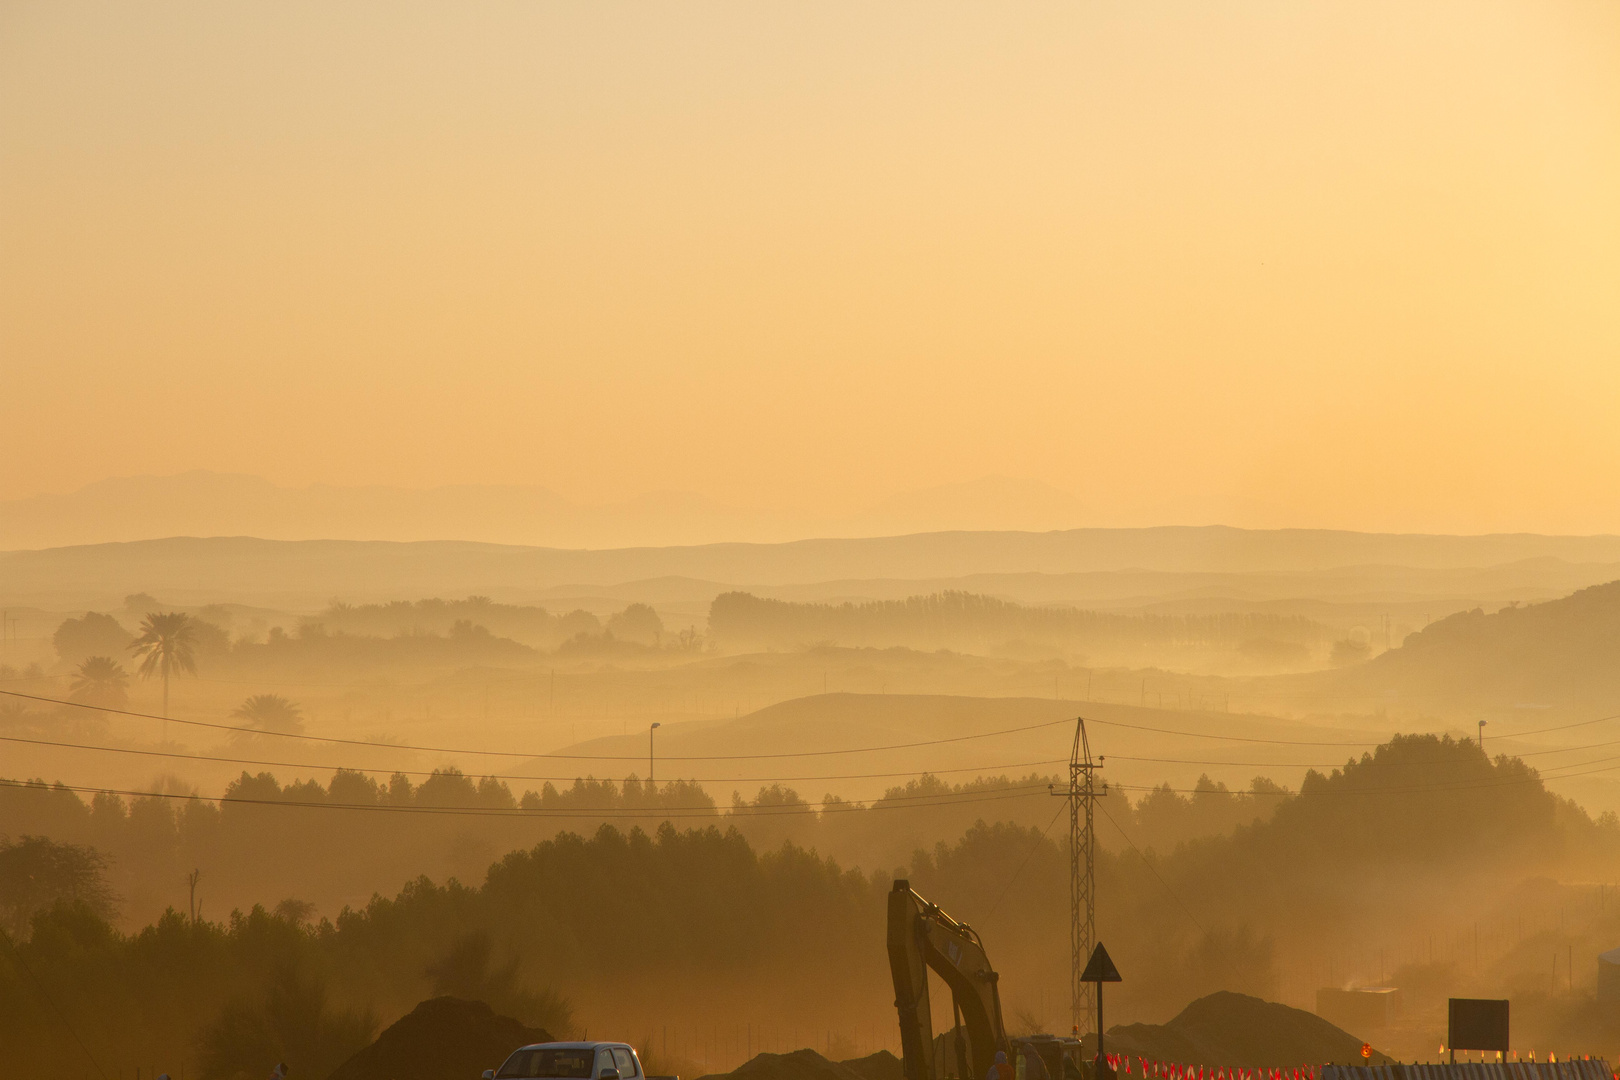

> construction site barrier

[
  {"left": 1108, "top": 1057, "right": 1316, "bottom": 1080},
  {"left": 1321, "top": 1062, "right": 1614, "bottom": 1080}
]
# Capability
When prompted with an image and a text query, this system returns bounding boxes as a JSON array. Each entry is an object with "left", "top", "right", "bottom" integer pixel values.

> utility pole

[
  {"left": 1057, "top": 717, "right": 1103, "bottom": 1038},
  {"left": 649, "top": 722, "right": 661, "bottom": 785}
]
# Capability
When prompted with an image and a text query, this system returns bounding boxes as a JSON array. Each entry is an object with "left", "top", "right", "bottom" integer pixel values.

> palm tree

[
  {"left": 231, "top": 693, "right": 305, "bottom": 738},
  {"left": 128, "top": 612, "right": 198, "bottom": 730},
  {"left": 69, "top": 656, "right": 130, "bottom": 710}
]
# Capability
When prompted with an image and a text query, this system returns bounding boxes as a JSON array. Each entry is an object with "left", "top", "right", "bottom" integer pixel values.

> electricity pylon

[{"left": 1065, "top": 717, "right": 1102, "bottom": 1037}]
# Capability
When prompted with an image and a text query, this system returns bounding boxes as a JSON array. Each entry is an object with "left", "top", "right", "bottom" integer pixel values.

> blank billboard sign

[{"left": 1448, "top": 998, "right": 1509, "bottom": 1053}]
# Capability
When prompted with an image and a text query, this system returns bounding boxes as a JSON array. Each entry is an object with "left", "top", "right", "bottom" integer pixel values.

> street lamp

[
  {"left": 649, "top": 722, "right": 662, "bottom": 785},
  {"left": 1478, "top": 719, "right": 1487, "bottom": 751}
]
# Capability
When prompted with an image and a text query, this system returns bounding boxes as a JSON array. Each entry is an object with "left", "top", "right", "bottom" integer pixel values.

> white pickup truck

[{"left": 486, "top": 1041, "right": 653, "bottom": 1080}]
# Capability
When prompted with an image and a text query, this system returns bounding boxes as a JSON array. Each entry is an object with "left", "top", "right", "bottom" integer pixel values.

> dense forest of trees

[
  {"left": 6, "top": 735, "right": 1620, "bottom": 1079},
  {"left": 708, "top": 591, "right": 1328, "bottom": 656},
  {"left": 0, "top": 823, "right": 883, "bottom": 1078},
  {"left": 0, "top": 763, "right": 1287, "bottom": 932}
]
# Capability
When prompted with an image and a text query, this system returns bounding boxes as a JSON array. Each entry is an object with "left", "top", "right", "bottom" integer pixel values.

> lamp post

[
  {"left": 1478, "top": 719, "right": 1487, "bottom": 751},
  {"left": 649, "top": 722, "right": 662, "bottom": 785}
]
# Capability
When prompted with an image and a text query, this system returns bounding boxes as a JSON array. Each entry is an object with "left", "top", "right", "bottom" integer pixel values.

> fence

[{"left": 1322, "top": 1063, "right": 1614, "bottom": 1080}]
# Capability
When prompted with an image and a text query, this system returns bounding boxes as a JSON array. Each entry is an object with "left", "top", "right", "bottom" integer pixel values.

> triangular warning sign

[{"left": 1081, "top": 942, "right": 1122, "bottom": 982}]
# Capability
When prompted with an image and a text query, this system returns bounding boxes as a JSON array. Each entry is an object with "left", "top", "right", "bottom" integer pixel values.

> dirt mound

[
  {"left": 839, "top": 1051, "right": 903, "bottom": 1080},
  {"left": 1104, "top": 992, "right": 1392, "bottom": 1068},
  {"left": 700, "top": 1048, "right": 869, "bottom": 1080},
  {"left": 327, "top": 996, "right": 552, "bottom": 1080}
]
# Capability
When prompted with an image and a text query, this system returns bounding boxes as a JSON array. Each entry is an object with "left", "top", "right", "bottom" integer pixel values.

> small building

[
  {"left": 1597, "top": 947, "right": 1620, "bottom": 1004},
  {"left": 1316, "top": 987, "right": 1402, "bottom": 1035}
]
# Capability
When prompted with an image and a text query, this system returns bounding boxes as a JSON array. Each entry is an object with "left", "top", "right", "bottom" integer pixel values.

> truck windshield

[{"left": 498, "top": 1049, "right": 597, "bottom": 1079}]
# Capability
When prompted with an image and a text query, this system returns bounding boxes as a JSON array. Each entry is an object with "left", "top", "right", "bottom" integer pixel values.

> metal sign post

[{"left": 1081, "top": 943, "right": 1122, "bottom": 1079}]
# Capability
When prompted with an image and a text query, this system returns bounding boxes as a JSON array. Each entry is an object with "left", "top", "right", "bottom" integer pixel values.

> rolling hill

[{"left": 1330, "top": 579, "right": 1620, "bottom": 713}]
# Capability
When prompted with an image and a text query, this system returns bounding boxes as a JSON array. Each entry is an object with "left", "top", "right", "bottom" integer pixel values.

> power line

[
  {"left": 0, "top": 779, "right": 1052, "bottom": 820},
  {"left": 12, "top": 720, "right": 1617, "bottom": 804},
  {"left": 0, "top": 731, "right": 1066, "bottom": 786},
  {"left": 1501, "top": 712, "right": 1620, "bottom": 738},
  {"left": 0, "top": 689, "right": 1072, "bottom": 761},
  {"left": 1085, "top": 711, "right": 1620, "bottom": 755},
  {"left": 1104, "top": 733, "right": 1620, "bottom": 769},
  {"left": 985, "top": 802, "right": 1067, "bottom": 917},
  {"left": 1095, "top": 800, "right": 1205, "bottom": 934},
  {"left": 1105, "top": 756, "right": 1620, "bottom": 797},
  {"left": 11, "top": 726, "right": 1617, "bottom": 804},
  {"left": 1082, "top": 715, "right": 1383, "bottom": 746}
]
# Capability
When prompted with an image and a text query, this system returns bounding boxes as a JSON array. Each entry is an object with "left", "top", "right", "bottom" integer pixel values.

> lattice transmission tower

[{"left": 1066, "top": 717, "right": 1102, "bottom": 1038}]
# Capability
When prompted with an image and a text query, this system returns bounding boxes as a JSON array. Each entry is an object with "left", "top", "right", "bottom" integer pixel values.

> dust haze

[{"left": 4, "top": 3, "right": 1620, "bottom": 1080}]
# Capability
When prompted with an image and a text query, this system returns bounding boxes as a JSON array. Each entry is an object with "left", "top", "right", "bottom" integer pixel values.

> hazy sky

[{"left": 3, "top": 1, "right": 1617, "bottom": 534}]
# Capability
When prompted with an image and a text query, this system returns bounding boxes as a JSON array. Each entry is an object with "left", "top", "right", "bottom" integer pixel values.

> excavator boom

[{"left": 888, "top": 879, "right": 1009, "bottom": 1080}]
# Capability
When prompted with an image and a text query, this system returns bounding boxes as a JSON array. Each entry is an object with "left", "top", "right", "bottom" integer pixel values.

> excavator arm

[{"left": 888, "top": 879, "right": 1009, "bottom": 1080}]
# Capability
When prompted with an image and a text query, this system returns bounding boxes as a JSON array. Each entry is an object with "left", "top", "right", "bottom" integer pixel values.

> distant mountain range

[
  {"left": 4, "top": 529, "right": 1620, "bottom": 610},
  {"left": 0, "top": 472, "right": 1088, "bottom": 550}
]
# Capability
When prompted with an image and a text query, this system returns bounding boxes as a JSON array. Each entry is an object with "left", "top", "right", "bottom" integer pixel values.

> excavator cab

[{"left": 888, "top": 880, "right": 1010, "bottom": 1080}]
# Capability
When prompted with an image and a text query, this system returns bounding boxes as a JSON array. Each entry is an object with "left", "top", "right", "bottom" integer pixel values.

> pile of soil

[
  {"left": 327, "top": 996, "right": 553, "bottom": 1080},
  {"left": 840, "top": 1051, "right": 903, "bottom": 1080},
  {"left": 699, "top": 1048, "right": 870, "bottom": 1080},
  {"left": 1103, "top": 992, "right": 1392, "bottom": 1068}
]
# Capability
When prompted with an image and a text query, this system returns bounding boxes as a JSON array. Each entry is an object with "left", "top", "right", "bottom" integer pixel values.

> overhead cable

[
  {"left": 0, "top": 731, "right": 1065, "bottom": 785},
  {"left": 0, "top": 779, "right": 1050, "bottom": 820},
  {"left": 0, "top": 689, "right": 1071, "bottom": 760}
]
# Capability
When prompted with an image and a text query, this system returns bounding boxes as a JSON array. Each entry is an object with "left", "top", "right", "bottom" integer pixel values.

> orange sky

[{"left": 2, "top": 1, "right": 1617, "bottom": 535}]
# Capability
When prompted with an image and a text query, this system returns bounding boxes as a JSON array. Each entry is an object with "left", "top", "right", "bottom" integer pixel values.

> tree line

[
  {"left": 7, "top": 735, "right": 1619, "bottom": 1079},
  {"left": 0, "top": 762, "right": 1290, "bottom": 936},
  {"left": 32, "top": 598, "right": 703, "bottom": 711},
  {"left": 707, "top": 591, "right": 1329, "bottom": 654},
  {"left": 0, "top": 822, "right": 884, "bottom": 1079}
]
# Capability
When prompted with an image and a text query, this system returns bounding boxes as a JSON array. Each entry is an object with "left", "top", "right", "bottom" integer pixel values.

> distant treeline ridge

[{"left": 708, "top": 590, "right": 1329, "bottom": 652}]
